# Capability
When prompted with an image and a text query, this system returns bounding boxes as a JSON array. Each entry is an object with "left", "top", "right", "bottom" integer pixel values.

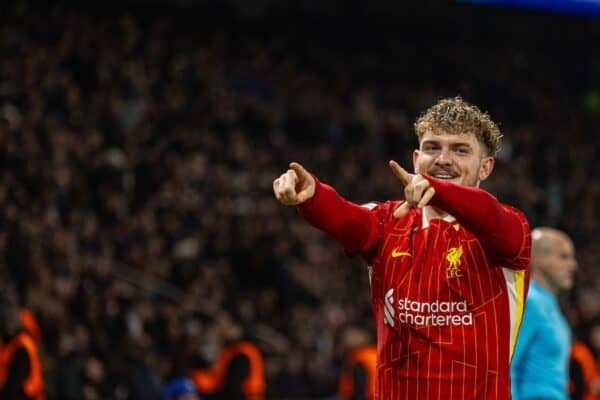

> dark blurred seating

[{"left": 0, "top": 1, "right": 599, "bottom": 398}]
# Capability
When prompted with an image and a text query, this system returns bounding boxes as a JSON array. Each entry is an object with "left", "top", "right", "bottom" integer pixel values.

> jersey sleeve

[
  {"left": 424, "top": 176, "right": 531, "bottom": 269},
  {"left": 297, "top": 177, "right": 391, "bottom": 258}
]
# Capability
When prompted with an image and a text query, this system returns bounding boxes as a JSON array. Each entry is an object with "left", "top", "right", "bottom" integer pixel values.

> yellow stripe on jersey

[{"left": 509, "top": 269, "right": 527, "bottom": 360}]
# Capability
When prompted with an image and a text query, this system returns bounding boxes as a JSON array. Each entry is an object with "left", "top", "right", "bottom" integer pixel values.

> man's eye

[{"left": 456, "top": 147, "right": 470, "bottom": 155}]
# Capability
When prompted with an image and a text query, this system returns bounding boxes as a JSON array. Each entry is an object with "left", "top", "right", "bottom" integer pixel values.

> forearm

[
  {"left": 297, "top": 178, "right": 379, "bottom": 255},
  {"left": 425, "top": 176, "right": 525, "bottom": 258}
]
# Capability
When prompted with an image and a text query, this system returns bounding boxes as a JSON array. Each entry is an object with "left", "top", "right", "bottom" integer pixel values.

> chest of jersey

[{"left": 369, "top": 208, "right": 507, "bottom": 331}]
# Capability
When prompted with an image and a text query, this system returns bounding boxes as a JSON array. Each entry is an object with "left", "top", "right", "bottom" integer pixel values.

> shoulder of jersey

[{"left": 361, "top": 202, "right": 378, "bottom": 210}]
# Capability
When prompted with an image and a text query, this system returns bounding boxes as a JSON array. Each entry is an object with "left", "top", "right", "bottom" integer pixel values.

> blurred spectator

[
  {"left": 570, "top": 340, "right": 600, "bottom": 400},
  {"left": 164, "top": 377, "right": 200, "bottom": 400},
  {"left": 0, "top": 302, "right": 46, "bottom": 400},
  {"left": 191, "top": 340, "right": 265, "bottom": 400}
]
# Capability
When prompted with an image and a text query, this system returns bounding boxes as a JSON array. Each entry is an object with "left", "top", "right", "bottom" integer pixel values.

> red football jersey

[{"left": 299, "top": 176, "right": 531, "bottom": 400}]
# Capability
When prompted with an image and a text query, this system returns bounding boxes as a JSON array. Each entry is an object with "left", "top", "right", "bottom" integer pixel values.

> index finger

[
  {"left": 388, "top": 160, "right": 413, "bottom": 186},
  {"left": 289, "top": 162, "right": 309, "bottom": 181}
]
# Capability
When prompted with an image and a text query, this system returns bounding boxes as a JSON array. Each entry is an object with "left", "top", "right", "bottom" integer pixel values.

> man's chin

[
  {"left": 439, "top": 177, "right": 462, "bottom": 185},
  {"left": 430, "top": 175, "right": 479, "bottom": 187}
]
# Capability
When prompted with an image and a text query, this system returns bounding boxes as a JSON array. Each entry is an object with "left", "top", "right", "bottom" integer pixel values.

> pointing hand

[
  {"left": 273, "top": 162, "right": 316, "bottom": 206},
  {"left": 389, "top": 160, "right": 436, "bottom": 218}
]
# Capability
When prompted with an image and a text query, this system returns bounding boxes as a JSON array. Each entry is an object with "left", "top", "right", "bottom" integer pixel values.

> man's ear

[
  {"left": 479, "top": 156, "right": 495, "bottom": 181},
  {"left": 413, "top": 149, "right": 420, "bottom": 174}
]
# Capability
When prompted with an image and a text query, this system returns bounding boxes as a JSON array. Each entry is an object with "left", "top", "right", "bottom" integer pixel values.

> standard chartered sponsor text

[{"left": 397, "top": 297, "right": 473, "bottom": 326}]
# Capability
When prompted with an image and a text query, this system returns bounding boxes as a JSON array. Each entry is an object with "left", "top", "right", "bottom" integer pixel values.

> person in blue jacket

[
  {"left": 511, "top": 227, "right": 578, "bottom": 400},
  {"left": 164, "top": 377, "right": 201, "bottom": 400}
]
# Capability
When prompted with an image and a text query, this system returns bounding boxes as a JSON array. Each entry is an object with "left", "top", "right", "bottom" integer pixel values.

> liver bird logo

[{"left": 446, "top": 246, "right": 463, "bottom": 278}]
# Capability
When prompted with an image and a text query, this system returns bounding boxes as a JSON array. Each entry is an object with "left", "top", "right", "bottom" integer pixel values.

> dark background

[{"left": 1, "top": 0, "right": 600, "bottom": 398}]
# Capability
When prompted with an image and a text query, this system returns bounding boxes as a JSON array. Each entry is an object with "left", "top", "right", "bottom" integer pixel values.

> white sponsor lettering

[
  {"left": 384, "top": 289, "right": 395, "bottom": 327},
  {"left": 385, "top": 294, "right": 473, "bottom": 327}
]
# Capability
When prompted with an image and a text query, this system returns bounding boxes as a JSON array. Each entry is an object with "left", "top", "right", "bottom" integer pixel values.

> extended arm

[
  {"left": 388, "top": 160, "right": 527, "bottom": 262},
  {"left": 425, "top": 176, "right": 526, "bottom": 259},
  {"left": 273, "top": 162, "right": 380, "bottom": 255},
  {"left": 297, "top": 178, "right": 380, "bottom": 255}
]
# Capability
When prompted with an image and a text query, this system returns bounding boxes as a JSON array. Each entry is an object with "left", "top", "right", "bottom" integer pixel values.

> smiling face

[{"left": 413, "top": 130, "right": 495, "bottom": 187}]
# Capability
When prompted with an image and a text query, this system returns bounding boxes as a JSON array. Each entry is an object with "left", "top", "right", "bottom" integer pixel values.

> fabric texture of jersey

[
  {"left": 511, "top": 281, "right": 571, "bottom": 400},
  {"left": 298, "top": 176, "right": 531, "bottom": 400}
]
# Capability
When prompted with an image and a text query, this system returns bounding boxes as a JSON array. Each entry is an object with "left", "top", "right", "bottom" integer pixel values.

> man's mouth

[{"left": 430, "top": 171, "right": 457, "bottom": 180}]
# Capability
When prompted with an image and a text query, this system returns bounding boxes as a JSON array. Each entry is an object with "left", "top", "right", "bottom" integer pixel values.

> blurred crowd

[{"left": 1, "top": 1, "right": 600, "bottom": 399}]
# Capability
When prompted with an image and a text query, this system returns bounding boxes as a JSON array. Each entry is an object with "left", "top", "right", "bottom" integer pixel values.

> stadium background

[{"left": 1, "top": 0, "right": 600, "bottom": 398}]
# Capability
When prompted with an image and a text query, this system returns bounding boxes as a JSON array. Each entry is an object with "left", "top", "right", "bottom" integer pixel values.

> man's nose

[
  {"left": 434, "top": 149, "right": 453, "bottom": 166},
  {"left": 571, "top": 260, "right": 578, "bottom": 271}
]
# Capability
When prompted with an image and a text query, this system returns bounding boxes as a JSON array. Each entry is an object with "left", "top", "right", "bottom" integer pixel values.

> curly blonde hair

[{"left": 414, "top": 97, "right": 502, "bottom": 157}]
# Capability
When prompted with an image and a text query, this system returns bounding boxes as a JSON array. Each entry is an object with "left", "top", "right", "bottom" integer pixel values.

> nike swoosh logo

[{"left": 391, "top": 248, "right": 411, "bottom": 258}]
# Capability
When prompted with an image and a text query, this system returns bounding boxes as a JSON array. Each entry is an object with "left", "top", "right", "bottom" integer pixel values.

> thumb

[
  {"left": 296, "top": 190, "right": 312, "bottom": 203},
  {"left": 393, "top": 202, "right": 411, "bottom": 219}
]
